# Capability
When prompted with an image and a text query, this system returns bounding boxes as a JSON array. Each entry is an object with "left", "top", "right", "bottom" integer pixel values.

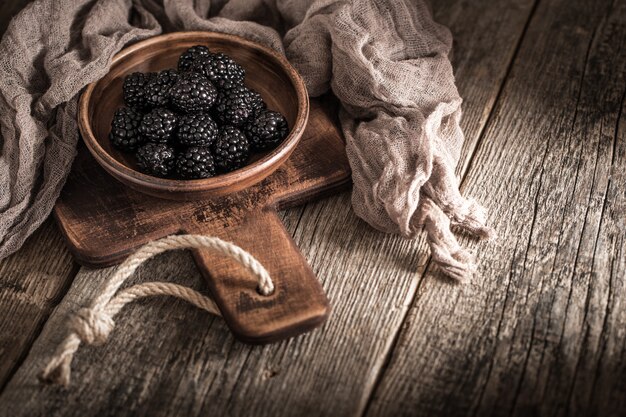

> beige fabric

[{"left": 0, "top": 0, "right": 493, "bottom": 280}]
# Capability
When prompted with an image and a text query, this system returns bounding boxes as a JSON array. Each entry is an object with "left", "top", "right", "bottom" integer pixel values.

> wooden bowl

[{"left": 78, "top": 32, "right": 309, "bottom": 200}]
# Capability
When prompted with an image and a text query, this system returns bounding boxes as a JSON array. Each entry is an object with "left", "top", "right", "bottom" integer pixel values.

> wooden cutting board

[{"left": 54, "top": 97, "right": 351, "bottom": 344}]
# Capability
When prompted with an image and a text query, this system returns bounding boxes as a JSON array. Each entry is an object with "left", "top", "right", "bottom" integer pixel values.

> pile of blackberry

[{"left": 110, "top": 45, "right": 289, "bottom": 179}]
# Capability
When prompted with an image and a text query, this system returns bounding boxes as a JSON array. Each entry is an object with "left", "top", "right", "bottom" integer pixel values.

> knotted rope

[{"left": 40, "top": 234, "right": 273, "bottom": 387}]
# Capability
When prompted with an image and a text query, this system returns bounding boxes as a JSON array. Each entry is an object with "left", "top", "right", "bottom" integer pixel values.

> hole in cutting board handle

[{"left": 257, "top": 285, "right": 274, "bottom": 296}]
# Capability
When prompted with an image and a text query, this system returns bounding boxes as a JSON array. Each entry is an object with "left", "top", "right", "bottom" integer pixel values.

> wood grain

[
  {"left": 0, "top": 219, "right": 77, "bottom": 389},
  {"left": 0, "top": 0, "right": 535, "bottom": 415},
  {"left": 366, "top": 0, "right": 626, "bottom": 416},
  {"left": 190, "top": 207, "right": 330, "bottom": 343}
]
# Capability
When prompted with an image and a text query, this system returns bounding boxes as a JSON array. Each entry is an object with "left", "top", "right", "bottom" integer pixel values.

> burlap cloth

[{"left": 0, "top": 0, "right": 494, "bottom": 281}]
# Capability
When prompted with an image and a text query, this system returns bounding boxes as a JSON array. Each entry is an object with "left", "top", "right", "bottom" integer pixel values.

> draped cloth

[{"left": 0, "top": 0, "right": 494, "bottom": 280}]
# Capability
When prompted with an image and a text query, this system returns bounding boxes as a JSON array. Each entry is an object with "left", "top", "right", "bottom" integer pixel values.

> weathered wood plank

[
  {"left": 0, "top": 219, "right": 77, "bottom": 388},
  {"left": 366, "top": 0, "right": 626, "bottom": 416},
  {"left": 0, "top": 0, "right": 535, "bottom": 415},
  {"left": 0, "top": 0, "right": 78, "bottom": 392}
]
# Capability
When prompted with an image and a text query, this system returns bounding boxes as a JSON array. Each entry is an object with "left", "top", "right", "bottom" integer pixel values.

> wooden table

[{"left": 1, "top": 1, "right": 625, "bottom": 416}]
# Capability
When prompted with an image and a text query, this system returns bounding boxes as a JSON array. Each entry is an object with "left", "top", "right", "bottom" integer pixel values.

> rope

[{"left": 40, "top": 234, "right": 273, "bottom": 387}]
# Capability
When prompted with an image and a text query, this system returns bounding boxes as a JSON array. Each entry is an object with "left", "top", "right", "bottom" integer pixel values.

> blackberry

[
  {"left": 213, "top": 126, "right": 250, "bottom": 172},
  {"left": 123, "top": 72, "right": 155, "bottom": 111},
  {"left": 194, "top": 52, "right": 245, "bottom": 89},
  {"left": 213, "top": 85, "right": 254, "bottom": 126},
  {"left": 144, "top": 69, "right": 179, "bottom": 108},
  {"left": 136, "top": 143, "right": 176, "bottom": 177},
  {"left": 109, "top": 107, "right": 144, "bottom": 151},
  {"left": 244, "top": 110, "right": 289, "bottom": 151},
  {"left": 176, "top": 113, "right": 219, "bottom": 147},
  {"left": 169, "top": 72, "right": 218, "bottom": 113},
  {"left": 178, "top": 45, "right": 211, "bottom": 72},
  {"left": 175, "top": 146, "right": 216, "bottom": 179},
  {"left": 139, "top": 108, "right": 178, "bottom": 143},
  {"left": 247, "top": 88, "right": 267, "bottom": 118}
]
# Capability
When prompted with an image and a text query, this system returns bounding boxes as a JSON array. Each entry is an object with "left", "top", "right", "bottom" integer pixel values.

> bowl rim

[{"left": 78, "top": 31, "right": 309, "bottom": 194}]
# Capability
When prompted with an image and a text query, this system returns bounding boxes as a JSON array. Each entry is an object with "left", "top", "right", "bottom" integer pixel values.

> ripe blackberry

[
  {"left": 139, "top": 108, "right": 178, "bottom": 143},
  {"left": 247, "top": 88, "right": 267, "bottom": 118},
  {"left": 123, "top": 72, "right": 155, "bottom": 111},
  {"left": 178, "top": 45, "right": 211, "bottom": 72},
  {"left": 213, "top": 126, "right": 250, "bottom": 172},
  {"left": 194, "top": 52, "right": 245, "bottom": 89},
  {"left": 213, "top": 85, "right": 253, "bottom": 126},
  {"left": 144, "top": 69, "right": 179, "bottom": 108},
  {"left": 136, "top": 143, "right": 176, "bottom": 177},
  {"left": 244, "top": 110, "right": 289, "bottom": 151},
  {"left": 175, "top": 146, "right": 216, "bottom": 179},
  {"left": 169, "top": 72, "right": 218, "bottom": 113},
  {"left": 109, "top": 107, "right": 144, "bottom": 151},
  {"left": 176, "top": 113, "right": 219, "bottom": 147}
]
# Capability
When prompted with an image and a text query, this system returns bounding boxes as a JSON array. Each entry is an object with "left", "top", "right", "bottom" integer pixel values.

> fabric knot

[{"left": 69, "top": 308, "right": 115, "bottom": 345}]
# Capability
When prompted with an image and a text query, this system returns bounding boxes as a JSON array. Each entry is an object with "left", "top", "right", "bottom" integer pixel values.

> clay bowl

[{"left": 78, "top": 32, "right": 309, "bottom": 200}]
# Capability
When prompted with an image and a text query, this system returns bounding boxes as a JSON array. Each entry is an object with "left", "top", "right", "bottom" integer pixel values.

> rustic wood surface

[
  {"left": 0, "top": 219, "right": 77, "bottom": 390},
  {"left": 0, "top": 0, "right": 625, "bottom": 416}
]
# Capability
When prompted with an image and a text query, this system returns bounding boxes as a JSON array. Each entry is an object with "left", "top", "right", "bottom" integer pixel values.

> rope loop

[{"left": 40, "top": 234, "right": 273, "bottom": 386}]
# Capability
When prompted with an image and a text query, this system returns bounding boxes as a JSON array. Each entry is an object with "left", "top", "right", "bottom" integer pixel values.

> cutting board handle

[{"left": 186, "top": 207, "right": 330, "bottom": 344}]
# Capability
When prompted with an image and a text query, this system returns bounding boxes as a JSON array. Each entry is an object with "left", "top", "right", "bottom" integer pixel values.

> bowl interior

[{"left": 87, "top": 34, "right": 302, "bottom": 182}]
